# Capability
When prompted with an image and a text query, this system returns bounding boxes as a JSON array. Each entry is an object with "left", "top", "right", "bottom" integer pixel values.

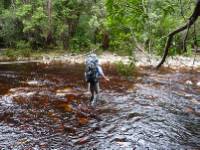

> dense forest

[
  {"left": 0, "top": 0, "right": 200, "bottom": 57},
  {"left": 1, "top": 1, "right": 200, "bottom": 149}
]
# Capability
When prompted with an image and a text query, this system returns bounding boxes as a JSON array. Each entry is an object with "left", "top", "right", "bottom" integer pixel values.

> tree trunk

[
  {"left": 102, "top": 31, "right": 109, "bottom": 50},
  {"left": 62, "top": 14, "right": 80, "bottom": 50},
  {"left": 62, "top": 33, "right": 70, "bottom": 50},
  {"left": 68, "top": 14, "right": 80, "bottom": 37},
  {"left": 93, "top": 29, "right": 98, "bottom": 44},
  {"left": 156, "top": 0, "right": 200, "bottom": 69},
  {"left": 46, "top": 0, "right": 53, "bottom": 46}
]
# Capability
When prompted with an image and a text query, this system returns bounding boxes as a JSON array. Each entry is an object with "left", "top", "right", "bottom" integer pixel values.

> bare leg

[
  {"left": 97, "top": 82, "right": 100, "bottom": 92},
  {"left": 90, "top": 82, "right": 99, "bottom": 107},
  {"left": 87, "top": 83, "right": 90, "bottom": 92},
  {"left": 85, "top": 83, "right": 90, "bottom": 94}
]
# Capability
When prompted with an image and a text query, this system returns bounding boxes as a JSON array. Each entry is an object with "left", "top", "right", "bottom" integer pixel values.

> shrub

[
  {"left": 2, "top": 49, "right": 17, "bottom": 59},
  {"left": 115, "top": 60, "right": 136, "bottom": 77},
  {"left": 16, "top": 41, "right": 30, "bottom": 50},
  {"left": 17, "top": 49, "right": 31, "bottom": 57}
]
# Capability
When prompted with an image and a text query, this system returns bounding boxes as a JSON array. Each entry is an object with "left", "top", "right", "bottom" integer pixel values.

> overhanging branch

[{"left": 156, "top": 0, "right": 200, "bottom": 69}]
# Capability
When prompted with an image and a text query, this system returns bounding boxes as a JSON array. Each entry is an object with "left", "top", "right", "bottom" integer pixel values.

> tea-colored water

[{"left": 0, "top": 63, "right": 199, "bottom": 149}]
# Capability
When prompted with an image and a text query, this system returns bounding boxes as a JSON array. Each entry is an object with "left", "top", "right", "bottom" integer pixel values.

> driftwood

[{"left": 156, "top": 0, "right": 200, "bottom": 69}]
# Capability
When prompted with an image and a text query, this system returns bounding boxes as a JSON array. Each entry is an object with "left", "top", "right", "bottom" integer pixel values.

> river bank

[{"left": 0, "top": 50, "right": 200, "bottom": 69}]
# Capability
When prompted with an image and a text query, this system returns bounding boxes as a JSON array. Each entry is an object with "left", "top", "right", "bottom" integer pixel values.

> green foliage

[
  {"left": 183, "top": 45, "right": 193, "bottom": 57},
  {"left": 2, "top": 49, "right": 16, "bottom": 59},
  {"left": 106, "top": 0, "right": 146, "bottom": 55},
  {"left": 0, "top": 0, "right": 199, "bottom": 57},
  {"left": 109, "top": 31, "right": 133, "bottom": 56},
  {"left": 16, "top": 41, "right": 30, "bottom": 50},
  {"left": 106, "top": 0, "right": 197, "bottom": 56},
  {"left": 0, "top": 10, "right": 23, "bottom": 47},
  {"left": 115, "top": 60, "right": 136, "bottom": 76},
  {"left": 2, "top": 48, "right": 32, "bottom": 58},
  {"left": 18, "top": 49, "right": 32, "bottom": 57}
]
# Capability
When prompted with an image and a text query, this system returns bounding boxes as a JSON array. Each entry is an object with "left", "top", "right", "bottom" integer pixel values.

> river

[{"left": 0, "top": 63, "right": 199, "bottom": 150}]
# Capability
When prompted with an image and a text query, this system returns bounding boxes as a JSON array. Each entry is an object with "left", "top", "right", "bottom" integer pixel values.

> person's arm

[{"left": 97, "top": 66, "right": 109, "bottom": 81}]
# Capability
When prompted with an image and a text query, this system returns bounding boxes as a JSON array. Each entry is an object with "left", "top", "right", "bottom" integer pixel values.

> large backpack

[{"left": 85, "top": 54, "right": 98, "bottom": 83}]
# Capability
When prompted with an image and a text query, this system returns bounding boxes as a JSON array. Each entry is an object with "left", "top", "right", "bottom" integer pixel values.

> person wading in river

[{"left": 85, "top": 54, "right": 109, "bottom": 107}]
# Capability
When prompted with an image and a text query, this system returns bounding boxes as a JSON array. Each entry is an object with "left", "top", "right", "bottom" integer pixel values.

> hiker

[{"left": 85, "top": 54, "right": 109, "bottom": 107}]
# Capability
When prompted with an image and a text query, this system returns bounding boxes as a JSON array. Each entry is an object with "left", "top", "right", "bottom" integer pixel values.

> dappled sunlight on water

[{"left": 0, "top": 63, "right": 199, "bottom": 149}]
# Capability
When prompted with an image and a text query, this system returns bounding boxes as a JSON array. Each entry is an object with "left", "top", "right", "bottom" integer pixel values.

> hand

[{"left": 104, "top": 77, "right": 110, "bottom": 81}]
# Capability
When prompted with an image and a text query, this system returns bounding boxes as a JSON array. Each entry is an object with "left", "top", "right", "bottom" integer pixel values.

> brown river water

[{"left": 0, "top": 62, "right": 199, "bottom": 150}]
